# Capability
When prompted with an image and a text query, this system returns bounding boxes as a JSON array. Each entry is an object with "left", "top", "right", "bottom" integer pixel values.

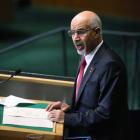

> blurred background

[
  {"left": 0, "top": 1, "right": 140, "bottom": 137},
  {"left": 0, "top": 0, "right": 140, "bottom": 108}
]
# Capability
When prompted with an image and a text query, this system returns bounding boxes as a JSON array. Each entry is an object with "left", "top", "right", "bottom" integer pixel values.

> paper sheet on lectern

[
  {"left": 0, "top": 95, "right": 35, "bottom": 107},
  {"left": 3, "top": 107, "right": 53, "bottom": 128}
]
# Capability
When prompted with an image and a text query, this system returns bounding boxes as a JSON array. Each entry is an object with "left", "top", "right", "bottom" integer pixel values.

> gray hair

[{"left": 90, "top": 13, "right": 102, "bottom": 34}]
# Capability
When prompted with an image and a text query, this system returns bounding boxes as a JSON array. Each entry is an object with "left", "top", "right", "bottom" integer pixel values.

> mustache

[{"left": 73, "top": 41, "right": 85, "bottom": 46}]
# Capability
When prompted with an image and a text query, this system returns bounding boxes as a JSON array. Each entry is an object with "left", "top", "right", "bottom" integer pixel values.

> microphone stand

[{"left": 0, "top": 69, "right": 21, "bottom": 85}]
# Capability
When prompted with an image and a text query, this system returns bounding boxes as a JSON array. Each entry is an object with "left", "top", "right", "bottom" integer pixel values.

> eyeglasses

[{"left": 67, "top": 27, "right": 98, "bottom": 37}]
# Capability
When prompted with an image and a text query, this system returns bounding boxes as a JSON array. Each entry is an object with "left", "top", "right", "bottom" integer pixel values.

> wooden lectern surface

[{"left": 0, "top": 98, "right": 63, "bottom": 140}]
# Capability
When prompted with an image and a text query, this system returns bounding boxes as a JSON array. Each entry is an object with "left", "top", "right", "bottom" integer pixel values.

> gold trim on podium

[{"left": 0, "top": 74, "right": 74, "bottom": 87}]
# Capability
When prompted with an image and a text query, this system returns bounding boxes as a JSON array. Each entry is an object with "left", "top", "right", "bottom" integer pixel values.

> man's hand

[
  {"left": 48, "top": 109, "right": 65, "bottom": 123},
  {"left": 46, "top": 101, "right": 62, "bottom": 112},
  {"left": 61, "top": 102, "right": 70, "bottom": 112},
  {"left": 46, "top": 101, "right": 70, "bottom": 112}
]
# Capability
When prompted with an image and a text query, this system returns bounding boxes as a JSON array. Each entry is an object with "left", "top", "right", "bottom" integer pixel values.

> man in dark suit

[{"left": 47, "top": 11, "right": 129, "bottom": 140}]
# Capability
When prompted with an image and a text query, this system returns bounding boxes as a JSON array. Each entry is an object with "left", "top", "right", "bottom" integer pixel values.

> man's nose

[{"left": 72, "top": 33, "right": 80, "bottom": 40}]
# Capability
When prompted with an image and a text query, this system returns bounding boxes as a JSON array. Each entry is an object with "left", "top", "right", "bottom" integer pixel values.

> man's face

[{"left": 70, "top": 19, "right": 97, "bottom": 55}]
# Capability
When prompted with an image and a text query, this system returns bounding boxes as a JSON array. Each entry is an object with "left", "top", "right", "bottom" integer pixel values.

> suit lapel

[
  {"left": 76, "top": 61, "right": 95, "bottom": 102},
  {"left": 75, "top": 43, "right": 108, "bottom": 103}
]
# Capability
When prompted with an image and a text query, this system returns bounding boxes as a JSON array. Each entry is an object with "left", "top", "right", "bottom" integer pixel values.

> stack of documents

[{"left": 0, "top": 95, "right": 53, "bottom": 129}]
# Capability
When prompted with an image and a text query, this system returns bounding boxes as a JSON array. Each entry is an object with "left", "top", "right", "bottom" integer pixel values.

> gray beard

[
  {"left": 74, "top": 40, "right": 87, "bottom": 56},
  {"left": 77, "top": 48, "right": 86, "bottom": 56}
]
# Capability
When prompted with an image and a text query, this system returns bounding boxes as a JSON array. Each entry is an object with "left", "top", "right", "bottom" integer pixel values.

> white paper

[
  {"left": 0, "top": 95, "right": 35, "bottom": 107},
  {"left": 3, "top": 107, "right": 53, "bottom": 128},
  {"left": 3, "top": 115, "right": 53, "bottom": 128}
]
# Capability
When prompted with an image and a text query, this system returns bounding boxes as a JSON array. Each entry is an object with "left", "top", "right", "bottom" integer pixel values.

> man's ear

[{"left": 93, "top": 27, "right": 101, "bottom": 39}]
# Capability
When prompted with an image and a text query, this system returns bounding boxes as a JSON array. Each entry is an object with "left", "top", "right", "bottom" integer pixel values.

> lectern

[{"left": 0, "top": 72, "right": 74, "bottom": 140}]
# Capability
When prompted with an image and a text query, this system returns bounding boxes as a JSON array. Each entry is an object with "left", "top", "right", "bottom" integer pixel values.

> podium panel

[
  {"left": 0, "top": 99, "right": 63, "bottom": 140},
  {"left": 0, "top": 73, "right": 74, "bottom": 103}
]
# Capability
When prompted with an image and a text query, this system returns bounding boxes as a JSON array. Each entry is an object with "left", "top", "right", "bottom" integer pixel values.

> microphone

[
  {"left": 0, "top": 69, "right": 21, "bottom": 84},
  {"left": 13, "top": 69, "right": 21, "bottom": 76}
]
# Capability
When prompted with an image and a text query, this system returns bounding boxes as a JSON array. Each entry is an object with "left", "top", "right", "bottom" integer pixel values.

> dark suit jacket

[{"left": 64, "top": 43, "right": 129, "bottom": 140}]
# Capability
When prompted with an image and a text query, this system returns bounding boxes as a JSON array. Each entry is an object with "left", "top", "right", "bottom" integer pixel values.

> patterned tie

[{"left": 76, "top": 57, "right": 87, "bottom": 100}]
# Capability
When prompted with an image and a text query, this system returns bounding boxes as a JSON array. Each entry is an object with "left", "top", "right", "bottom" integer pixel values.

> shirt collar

[
  {"left": 85, "top": 40, "right": 103, "bottom": 69},
  {"left": 85, "top": 40, "right": 103, "bottom": 66}
]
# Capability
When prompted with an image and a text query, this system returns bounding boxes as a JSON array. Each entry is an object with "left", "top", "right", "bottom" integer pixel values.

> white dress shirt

[{"left": 84, "top": 40, "right": 103, "bottom": 74}]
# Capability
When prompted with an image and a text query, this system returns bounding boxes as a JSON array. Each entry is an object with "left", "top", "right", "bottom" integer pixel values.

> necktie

[{"left": 76, "top": 57, "right": 87, "bottom": 100}]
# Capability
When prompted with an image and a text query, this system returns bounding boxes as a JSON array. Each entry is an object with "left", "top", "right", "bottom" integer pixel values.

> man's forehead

[
  {"left": 71, "top": 24, "right": 89, "bottom": 30},
  {"left": 71, "top": 17, "right": 91, "bottom": 29}
]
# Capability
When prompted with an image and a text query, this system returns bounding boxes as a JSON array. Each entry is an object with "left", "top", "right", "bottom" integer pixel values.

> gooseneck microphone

[{"left": 0, "top": 69, "right": 21, "bottom": 84}]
